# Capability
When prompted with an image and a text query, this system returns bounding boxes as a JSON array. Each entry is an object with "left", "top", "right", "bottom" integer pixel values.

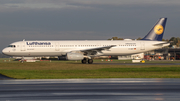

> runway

[
  {"left": 94, "top": 63, "right": 180, "bottom": 65},
  {"left": 0, "top": 74, "right": 13, "bottom": 80},
  {"left": 1, "top": 79, "right": 180, "bottom": 101}
]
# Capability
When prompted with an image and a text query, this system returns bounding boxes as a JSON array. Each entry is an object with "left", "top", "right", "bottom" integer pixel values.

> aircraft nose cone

[{"left": 2, "top": 48, "right": 8, "bottom": 55}]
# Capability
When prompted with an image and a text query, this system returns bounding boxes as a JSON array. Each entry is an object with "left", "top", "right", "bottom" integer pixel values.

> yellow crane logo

[{"left": 154, "top": 25, "right": 164, "bottom": 35}]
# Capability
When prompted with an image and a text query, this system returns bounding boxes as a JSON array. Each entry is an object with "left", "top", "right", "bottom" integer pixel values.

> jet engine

[{"left": 66, "top": 53, "right": 84, "bottom": 60}]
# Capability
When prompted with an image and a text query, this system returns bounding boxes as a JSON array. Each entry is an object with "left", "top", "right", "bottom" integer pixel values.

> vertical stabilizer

[{"left": 142, "top": 18, "right": 167, "bottom": 41}]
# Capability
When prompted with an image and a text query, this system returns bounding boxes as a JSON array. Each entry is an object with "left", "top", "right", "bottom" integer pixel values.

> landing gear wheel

[
  {"left": 20, "top": 60, "right": 24, "bottom": 63},
  {"left": 88, "top": 59, "right": 93, "bottom": 64},
  {"left": 81, "top": 59, "right": 87, "bottom": 64}
]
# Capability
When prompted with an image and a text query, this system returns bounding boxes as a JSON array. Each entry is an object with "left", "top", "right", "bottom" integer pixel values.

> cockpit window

[{"left": 8, "top": 45, "right": 16, "bottom": 48}]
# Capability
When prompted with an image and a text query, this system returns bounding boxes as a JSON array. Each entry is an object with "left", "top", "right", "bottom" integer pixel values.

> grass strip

[
  {"left": 1, "top": 67, "right": 180, "bottom": 79},
  {"left": 1, "top": 59, "right": 180, "bottom": 79}
]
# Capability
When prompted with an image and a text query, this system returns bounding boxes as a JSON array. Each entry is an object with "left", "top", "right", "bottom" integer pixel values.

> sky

[{"left": 0, "top": 0, "right": 180, "bottom": 51}]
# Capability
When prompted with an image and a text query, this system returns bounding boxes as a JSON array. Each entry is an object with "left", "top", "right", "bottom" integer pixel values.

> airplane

[{"left": 2, "top": 18, "right": 169, "bottom": 64}]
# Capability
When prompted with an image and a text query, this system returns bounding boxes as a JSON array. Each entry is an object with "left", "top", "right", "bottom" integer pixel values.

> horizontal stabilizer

[{"left": 153, "top": 42, "right": 170, "bottom": 46}]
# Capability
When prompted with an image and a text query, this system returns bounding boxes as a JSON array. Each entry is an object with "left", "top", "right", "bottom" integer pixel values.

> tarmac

[
  {"left": 1, "top": 78, "right": 180, "bottom": 101},
  {"left": 0, "top": 73, "right": 13, "bottom": 80},
  {"left": 94, "top": 63, "right": 180, "bottom": 65}
]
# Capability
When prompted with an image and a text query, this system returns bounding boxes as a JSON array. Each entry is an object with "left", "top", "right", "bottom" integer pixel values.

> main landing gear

[{"left": 81, "top": 58, "right": 93, "bottom": 64}]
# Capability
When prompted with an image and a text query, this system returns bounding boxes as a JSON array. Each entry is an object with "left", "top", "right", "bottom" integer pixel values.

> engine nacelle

[{"left": 66, "top": 53, "right": 84, "bottom": 60}]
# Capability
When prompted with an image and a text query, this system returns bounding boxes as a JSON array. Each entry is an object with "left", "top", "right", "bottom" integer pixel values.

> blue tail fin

[{"left": 142, "top": 18, "right": 167, "bottom": 41}]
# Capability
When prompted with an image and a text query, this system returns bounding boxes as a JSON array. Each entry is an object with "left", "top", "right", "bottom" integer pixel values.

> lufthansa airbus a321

[{"left": 2, "top": 18, "right": 169, "bottom": 64}]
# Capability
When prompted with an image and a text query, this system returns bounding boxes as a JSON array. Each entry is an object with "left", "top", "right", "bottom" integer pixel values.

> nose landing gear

[{"left": 20, "top": 57, "right": 25, "bottom": 63}]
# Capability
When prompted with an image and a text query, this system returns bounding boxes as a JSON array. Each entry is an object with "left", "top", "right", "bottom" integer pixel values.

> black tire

[
  {"left": 81, "top": 59, "right": 86, "bottom": 64},
  {"left": 88, "top": 59, "right": 93, "bottom": 64}
]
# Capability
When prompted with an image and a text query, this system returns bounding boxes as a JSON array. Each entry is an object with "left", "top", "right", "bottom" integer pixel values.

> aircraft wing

[
  {"left": 80, "top": 45, "right": 116, "bottom": 52},
  {"left": 64, "top": 45, "right": 116, "bottom": 54}
]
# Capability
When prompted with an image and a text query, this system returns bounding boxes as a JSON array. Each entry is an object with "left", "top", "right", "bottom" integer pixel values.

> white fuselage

[{"left": 2, "top": 40, "right": 169, "bottom": 57}]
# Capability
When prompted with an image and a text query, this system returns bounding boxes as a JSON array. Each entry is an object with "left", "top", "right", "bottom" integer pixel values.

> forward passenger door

[{"left": 21, "top": 42, "right": 26, "bottom": 51}]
